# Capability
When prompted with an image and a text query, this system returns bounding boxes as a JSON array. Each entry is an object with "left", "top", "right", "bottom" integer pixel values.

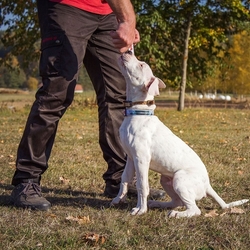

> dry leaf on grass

[
  {"left": 83, "top": 233, "right": 106, "bottom": 245},
  {"left": 66, "top": 215, "right": 91, "bottom": 224},
  {"left": 220, "top": 207, "right": 246, "bottom": 216},
  {"left": 237, "top": 157, "right": 246, "bottom": 161},
  {"left": 205, "top": 207, "right": 246, "bottom": 217},
  {"left": 36, "top": 242, "right": 43, "bottom": 247},
  {"left": 205, "top": 209, "right": 219, "bottom": 217},
  {"left": 238, "top": 170, "right": 244, "bottom": 175},
  {"left": 59, "top": 176, "right": 70, "bottom": 185}
]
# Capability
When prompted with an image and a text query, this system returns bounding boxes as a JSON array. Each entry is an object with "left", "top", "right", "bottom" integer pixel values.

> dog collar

[
  {"left": 125, "top": 109, "right": 154, "bottom": 116},
  {"left": 123, "top": 100, "right": 155, "bottom": 108}
]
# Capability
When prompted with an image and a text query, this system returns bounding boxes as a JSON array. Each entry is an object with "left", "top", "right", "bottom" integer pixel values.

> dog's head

[{"left": 118, "top": 51, "right": 166, "bottom": 96}]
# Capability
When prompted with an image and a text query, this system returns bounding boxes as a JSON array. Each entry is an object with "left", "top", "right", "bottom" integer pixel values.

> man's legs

[
  {"left": 10, "top": 2, "right": 94, "bottom": 209},
  {"left": 83, "top": 14, "right": 127, "bottom": 196}
]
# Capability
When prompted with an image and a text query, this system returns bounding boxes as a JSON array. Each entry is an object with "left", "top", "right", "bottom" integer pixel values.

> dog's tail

[{"left": 206, "top": 185, "right": 249, "bottom": 209}]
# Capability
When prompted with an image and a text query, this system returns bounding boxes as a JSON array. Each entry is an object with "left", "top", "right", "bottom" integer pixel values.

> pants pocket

[{"left": 39, "top": 32, "right": 65, "bottom": 77}]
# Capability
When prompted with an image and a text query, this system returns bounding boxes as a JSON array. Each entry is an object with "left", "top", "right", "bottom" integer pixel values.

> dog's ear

[
  {"left": 157, "top": 78, "right": 166, "bottom": 89},
  {"left": 146, "top": 77, "right": 166, "bottom": 96}
]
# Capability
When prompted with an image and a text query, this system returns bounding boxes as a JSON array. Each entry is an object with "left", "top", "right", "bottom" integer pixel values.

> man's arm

[
  {"left": 106, "top": 0, "right": 140, "bottom": 53},
  {"left": 106, "top": 0, "right": 136, "bottom": 25}
]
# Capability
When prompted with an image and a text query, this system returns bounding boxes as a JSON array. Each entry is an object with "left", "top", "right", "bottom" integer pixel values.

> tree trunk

[{"left": 178, "top": 17, "right": 192, "bottom": 111}]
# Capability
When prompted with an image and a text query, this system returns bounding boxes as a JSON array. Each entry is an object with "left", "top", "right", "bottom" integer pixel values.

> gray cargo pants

[{"left": 11, "top": 1, "right": 126, "bottom": 186}]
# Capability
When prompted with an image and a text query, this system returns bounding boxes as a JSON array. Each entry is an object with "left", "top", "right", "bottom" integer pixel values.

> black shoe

[
  {"left": 104, "top": 180, "right": 165, "bottom": 199},
  {"left": 10, "top": 180, "right": 51, "bottom": 211},
  {"left": 104, "top": 182, "right": 120, "bottom": 198}
]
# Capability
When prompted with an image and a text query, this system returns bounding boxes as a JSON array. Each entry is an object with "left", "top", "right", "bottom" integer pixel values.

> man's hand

[
  {"left": 110, "top": 27, "right": 140, "bottom": 53},
  {"left": 106, "top": 0, "right": 140, "bottom": 53}
]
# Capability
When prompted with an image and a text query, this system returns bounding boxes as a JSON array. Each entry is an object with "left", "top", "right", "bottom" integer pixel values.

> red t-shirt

[{"left": 50, "top": 0, "right": 113, "bottom": 15}]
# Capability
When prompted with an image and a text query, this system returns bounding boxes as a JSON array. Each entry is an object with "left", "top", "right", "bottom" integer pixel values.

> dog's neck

[{"left": 124, "top": 84, "right": 156, "bottom": 114}]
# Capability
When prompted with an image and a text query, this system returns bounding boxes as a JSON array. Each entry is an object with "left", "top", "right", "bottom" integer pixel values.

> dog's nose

[{"left": 125, "top": 50, "right": 133, "bottom": 55}]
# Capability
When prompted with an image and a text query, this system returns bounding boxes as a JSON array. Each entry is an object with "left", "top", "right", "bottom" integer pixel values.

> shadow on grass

[
  {"left": 0, "top": 183, "right": 130, "bottom": 211},
  {"left": 0, "top": 183, "right": 13, "bottom": 207}
]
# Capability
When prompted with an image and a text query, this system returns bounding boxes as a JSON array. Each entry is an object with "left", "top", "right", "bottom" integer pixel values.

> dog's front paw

[
  {"left": 168, "top": 210, "right": 178, "bottom": 218},
  {"left": 111, "top": 196, "right": 122, "bottom": 205},
  {"left": 131, "top": 206, "right": 147, "bottom": 215},
  {"left": 111, "top": 194, "right": 127, "bottom": 206}
]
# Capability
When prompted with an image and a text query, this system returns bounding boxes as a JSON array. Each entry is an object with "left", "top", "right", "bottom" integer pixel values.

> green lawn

[{"left": 0, "top": 93, "right": 249, "bottom": 249}]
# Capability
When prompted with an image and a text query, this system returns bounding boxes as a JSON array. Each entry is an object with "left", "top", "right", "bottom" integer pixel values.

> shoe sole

[{"left": 12, "top": 202, "right": 51, "bottom": 211}]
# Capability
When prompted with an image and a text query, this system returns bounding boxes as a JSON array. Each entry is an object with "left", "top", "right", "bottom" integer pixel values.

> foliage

[
  {"left": 227, "top": 29, "right": 250, "bottom": 95},
  {"left": 133, "top": 0, "right": 250, "bottom": 87},
  {"left": 26, "top": 76, "right": 39, "bottom": 91},
  {"left": 0, "top": 0, "right": 249, "bottom": 99},
  {"left": 0, "top": 59, "right": 26, "bottom": 88},
  {"left": 0, "top": 0, "right": 39, "bottom": 69},
  {"left": 195, "top": 25, "right": 250, "bottom": 95}
]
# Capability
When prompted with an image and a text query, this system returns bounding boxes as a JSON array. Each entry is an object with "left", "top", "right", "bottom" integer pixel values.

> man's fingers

[
  {"left": 110, "top": 30, "right": 133, "bottom": 53},
  {"left": 110, "top": 29, "right": 139, "bottom": 53}
]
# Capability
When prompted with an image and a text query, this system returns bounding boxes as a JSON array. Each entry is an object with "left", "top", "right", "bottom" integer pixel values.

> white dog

[{"left": 111, "top": 51, "right": 248, "bottom": 218}]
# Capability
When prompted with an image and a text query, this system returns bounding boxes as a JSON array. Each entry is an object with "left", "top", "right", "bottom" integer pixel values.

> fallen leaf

[
  {"left": 238, "top": 170, "right": 244, "bottom": 175},
  {"left": 220, "top": 207, "right": 245, "bottom": 216},
  {"left": 237, "top": 157, "right": 246, "bottom": 161},
  {"left": 77, "top": 216, "right": 91, "bottom": 224},
  {"left": 219, "top": 139, "right": 228, "bottom": 144},
  {"left": 59, "top": 176, "right": 70, "bottom": 185},
  {"left": 205, "top": 209, "right": 219, "bottom": 217},
  {"left": 83, "top": 233, "right": 106, "bottom": 245},
  {"left": 228, "top": 207, "right": 245, "bottom": 214},
  {"left": 66, "top": 215, "right": 91, "bottom": 224},
  {"left": 36, "top": 242, "right": 43, "bottom": 247}
]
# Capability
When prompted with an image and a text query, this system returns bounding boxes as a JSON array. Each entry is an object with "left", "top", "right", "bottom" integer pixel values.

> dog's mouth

[
  {"left": 121, "top": 50, "right": 133, "bottom": 62},
  {"left": 125, "top": 50, "right": 133, "bottom": 55}
]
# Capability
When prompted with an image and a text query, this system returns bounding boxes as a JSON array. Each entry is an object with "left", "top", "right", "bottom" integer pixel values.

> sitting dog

[{"left": 111, "top": 51, "right": 248, "bottom": 218}]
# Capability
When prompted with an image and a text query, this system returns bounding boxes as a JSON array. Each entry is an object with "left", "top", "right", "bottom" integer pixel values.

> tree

[
  {"left": 0, "top": 0, "right": 249, "bottom": 109},
  {"left": 26, "top": 76, "right": 38, "bottom": 91},
  {"left": 0, "top": 0, "right": 40, "bottom": 69},
  {"left": 133, "top": 0, "right": 250, "bottom": 110},
  {"left": 0, "top": 65, "right": 26, "bottom": 89},
  {"left": 226, "top": 29, "right": 250, "bottom": 96}
]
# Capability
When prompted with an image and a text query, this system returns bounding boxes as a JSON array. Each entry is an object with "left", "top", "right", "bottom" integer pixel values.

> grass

[{"left": 0, "top": 92, "right": 249, "bottom": 249}]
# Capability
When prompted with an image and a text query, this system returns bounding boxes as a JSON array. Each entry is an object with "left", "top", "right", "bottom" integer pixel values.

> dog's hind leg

[
  {"left": 148, "top": 175, "right": 184, "bottom": 209},
  {"left": 168, "top": 171, "right": 202, "bottom": 218}
]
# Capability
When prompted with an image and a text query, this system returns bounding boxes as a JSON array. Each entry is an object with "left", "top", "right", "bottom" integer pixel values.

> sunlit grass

[{"left": 0, "top": 94, "right": 249, "bottom": 249}]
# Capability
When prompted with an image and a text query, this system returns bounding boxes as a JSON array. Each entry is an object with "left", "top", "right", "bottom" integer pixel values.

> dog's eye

[{"left": 140, "top": 63, "right": 144, "bottom": 68}]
